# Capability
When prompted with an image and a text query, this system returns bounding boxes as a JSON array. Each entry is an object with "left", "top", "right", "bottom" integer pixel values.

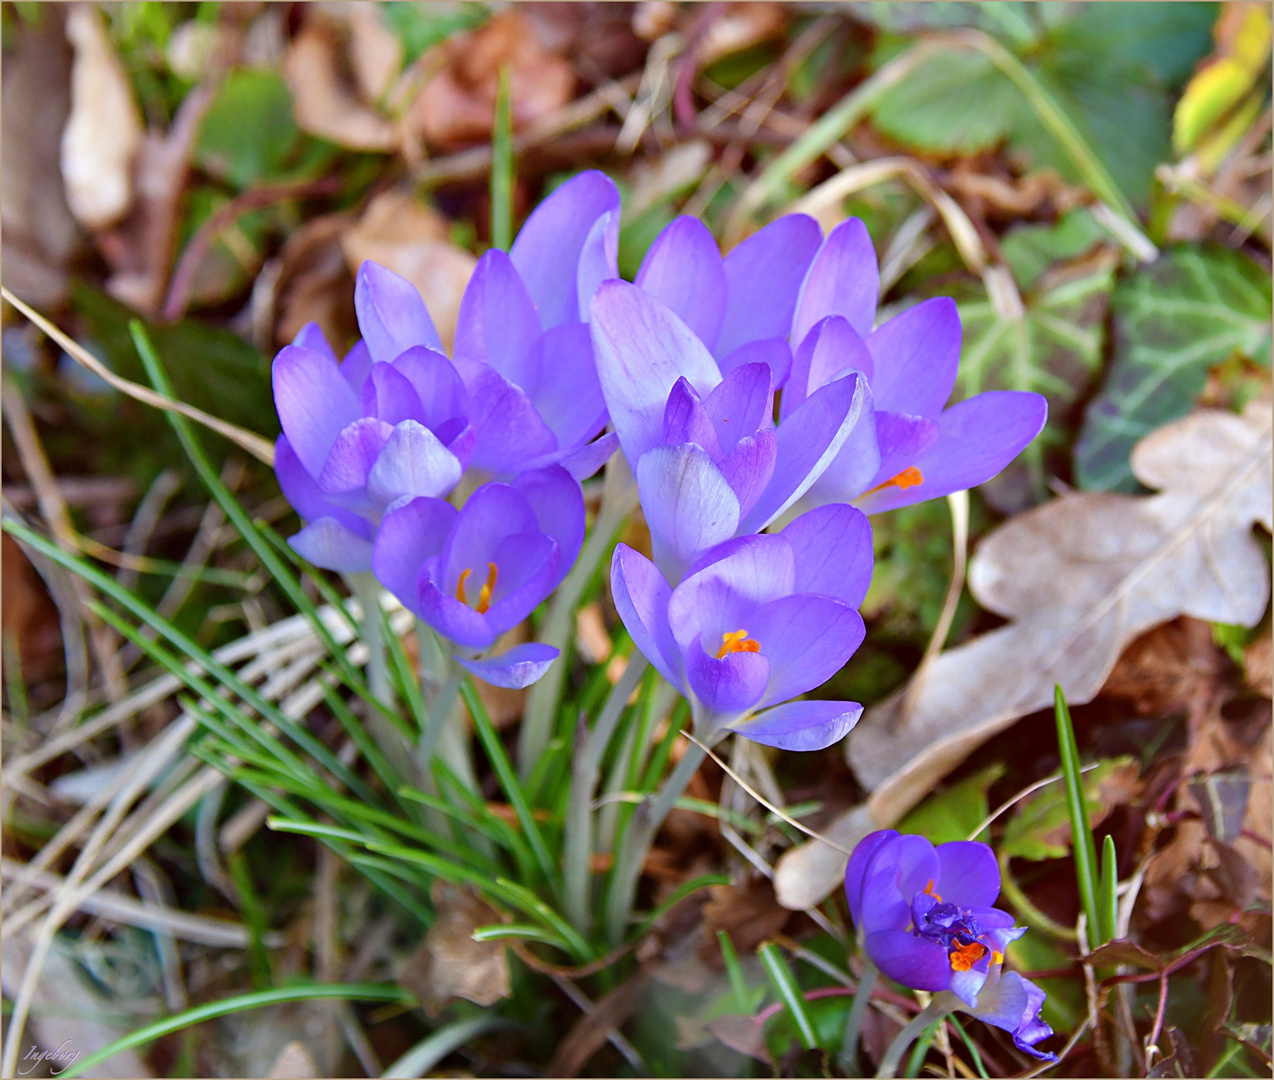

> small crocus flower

[
  {"left": 590, "top": 280, "right": 874, "bottom": 582},
  {"left": 610, "top": 502, "right": 872, "bottom": 750},
  {"left": 628, "top": 213, "right": 1048, "bottom": 516},
  {"left": 845, "top": 830, "right": 1057, "bottom": 1062},
  {"left": 370, "top": 465, "right": 584, "bottom": 687}
]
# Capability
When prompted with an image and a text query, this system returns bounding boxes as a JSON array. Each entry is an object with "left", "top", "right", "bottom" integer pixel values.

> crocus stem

[
  {"left": 875, "top": 998, "right": 953, "bottom": 1078},
  {"left": 518, "top": 456, "right": 640, "bottom": 781},
  {"left": 563, "top": 655, "right": 649, "bottom": 935},
  {"left": 416, "top": 670, "right": 463, "bottom": 782},
  {"left": 345, "top": 571, "right": 414, "bottom": 783},
  {"left": 605, "top": 735, "right": 709, "bottom": 945},
  {"left": 840, "top": 959, "right": 878, "bottom": 1075}
]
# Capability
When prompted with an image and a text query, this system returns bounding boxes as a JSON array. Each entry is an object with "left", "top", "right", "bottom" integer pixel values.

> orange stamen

[
  {"left": 864, "top": 465, "right": 925, "bottom": 498},
  {"left": 948, "top": 940, "right": 988, "bottom": 972},
  {"left": 456, "top": 567, "right": 472, "bottom": 603},
  {"left": 476, "top": 562, "right": 498, "bottom": 614},
  {"left": 924, "top": 879, "right": 943, "bottom": 903},
  {"left": 717, "top": 628, "right": 761, "bottom": 659}
]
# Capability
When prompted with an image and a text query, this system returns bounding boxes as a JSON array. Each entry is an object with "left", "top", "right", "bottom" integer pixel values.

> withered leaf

[{"left": 399, "top": 882, "right": 510, "bottom": 1015}]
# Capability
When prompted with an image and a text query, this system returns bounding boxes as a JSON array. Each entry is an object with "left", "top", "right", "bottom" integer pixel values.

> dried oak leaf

[
  {"left": 399, "top": 882, "right": 510, "bottom": 1016},
  {"left": 409, "top": 10, "right": 574, "bottom": 150},
  {"left": 60, "top": 4, "right": 144, "bottom": 230},
  {"left": 775, "top": 404, "right": 1272, "bottom": 910},
  {"left": 700, "top": 879, "right": 791, "bottom": 959},
  {"left": 271, "top": 211, "right": 358, "bottom": 353},
  {"left": 340, "top": 189, "right": 476, "bottom": 352}
]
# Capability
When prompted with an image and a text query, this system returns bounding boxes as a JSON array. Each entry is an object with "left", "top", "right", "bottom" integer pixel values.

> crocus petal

[
  {"left": 340, "top": 340, "right": 374, "bottom": 391},
  {"left": 934, "top": 842, "right": 1002, "bottom": 909},
  {"left": 636, "top": 216, "right": 727, "bottom": 351},
  {"left": 716, "top": 338, "right": 792, "bottom": 389},
  {"left": 636, "top": 443, "right": 741, "bottom": 583},
  {"left": 354, "top": 261, "right": 442, "bottom": 362},
  {"left": 663, "top": 377, "right": 723, "bottom": 459},
  {"left": 703, "top": 362, "right": 771, "bottom": 454},
  {"left": 870, "top": 411, "right": 940, "bottom": 490},
  {"left": 590, "top": 280, "right": 722, "bottom": 466},
  {"left": 866, "top": 297, "right": 961, "bottom": 419},
  {"left": 441, "top": 483, "right": 538, "bottom": 592},
  {"left": 949, "top": 966, "right": 991, "bottom": 1009},
  {"left": 366, "top": 420, "right": 463, "bottom": 507},
  {"left": 782, "top": 315, "right": 873, "bottom": 421},
  {"left": 669, "top": 535, "right": 795, "bottom": 653},
  {"left": 576, "top": 208, "right": 621, "bottom": 322},
  {"left": 417, "top": 577, "right": 496, "bottom": 650},
  {"left": 865, "top": 929, "right": 952, "bottom": 993},
  {"left": 554, "top": 433, "right": 618, "bottom": 480},
  {"left": 275, "top": 436, "right": 370, "bottom": 539},
  {"left": 859, "top": 834, "right": 940, "bottom": 936},
  {"left": 510, "top": 170, "right": 621, "bottom": 329},
  {"left": 463, "top": 365, "right": 559, "bottom": 473},
  {"left": 792, "top": 218, "right": 878, "bottom": 346},
  {"left": 316, "top": 418, "right": 393, "bottom": 498},
  {"left": 750, "top": 595, "right": 865, "bottom": 706},
  {"left": 845, "top": 830, "right": 900, "bottom": 927},
  {"left": 856, "top": 391, "right": 1048, "bottom": 514},
  {"left": 292, "top": 322, "right": 337, "bottom": 363},
  {"left": 371, "top": 496, "right": 457, "bottom": 609},
  {"left": 611, "top": 544, "right": 685, "bottom": 689},
  {"left": 452, "top": 249, "right": 541, "bottom": 388},
  {"left": 289, "top": 517, "right": 374, "bottom": 573},
  {"left": 511, "top": 464, "right": 586, "bottom": 576},
  {"left": 531, "top": 323, "right": 608, "bottom": 451},
  {"left": 729, "top": 698, "right": 863, "bottom": 751},
  {"left": 361, "top": 362, "right": 427, "bottom": 426},
  {"left": 687, "top": 637, "right": 770, "bottom": 719},
  {"left": 717, "top": 214, "right": 823, "bottom": 358},
  {"left": 273, "top": 345, "right": 361, "bottom": 477},
  {"left": 740, "top": 371, "right": 872, "bottom": 533},
  {"left": 482, "top": 532, "right": 560, "bottom": 637},
  {"left": 959, "top": 971, "right": 1056, "bottom": 1061},
  {"left": 780, "top": 504, "right": 873, "bottom": 608},
  {"left": 391, "top": 347, "right": 469, "bottom": 431},
  {"left": 717, "top": 430, "right": 777, "bottom": 521},
  {"left": 457, "top": 643, "right": 560, "bottom": 689}
]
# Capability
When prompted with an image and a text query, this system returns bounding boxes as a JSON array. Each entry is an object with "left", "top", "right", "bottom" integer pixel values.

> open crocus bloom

[
  {"left": 590, "top": 279, "right": 873, "bottom": 582},
  {"left": 273, "top": 171, "right": 620, "bottom": 573},
  {"left": 610, "top": 503, "right": 871, "bottom": 750},
  {"left": 629, "top": 213, "right": 1047, "bottom": 516},
  {"left": 846, "top": 830, "right": 1057, "bottom": 1062},
  {"left": 370, "top": 465, "right": 584, "bottom": 688}
]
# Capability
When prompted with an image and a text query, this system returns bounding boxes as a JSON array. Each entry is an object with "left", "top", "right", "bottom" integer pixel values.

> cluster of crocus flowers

[{"left": 846, "top": 830, "right": 1058, "bottom": 1062}]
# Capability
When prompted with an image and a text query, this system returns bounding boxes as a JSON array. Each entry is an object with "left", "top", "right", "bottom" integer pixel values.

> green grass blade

[
  {"left": 632, "top": 874, "right": 731, "bottom": 942},
  {"left": 717, "top": 931, "right": 750, "bottom": 1012},
  {"left": 758, "top": 941, "right": 818, "bottom": 1051},
  {"left": 60, "top": 983, "right": 412, "bottom": 1078},
  {"left": 490, "top": 63, "right": 514, "bottom": 251},
  {"left": 1099, "top": 833, "right": 1119, "bottom": 946},
  {"left": 1054, "top": 684, "right": 1102, "bottom": 948}
]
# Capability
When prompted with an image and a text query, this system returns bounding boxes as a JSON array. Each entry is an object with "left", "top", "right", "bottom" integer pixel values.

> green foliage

[
  {"left": 1075, "top": 245, "right": 1272, "bottom": 492},
  {"left": 381, "top": 1, "right": 489, "bottom": 64},
  {"left": 898, "top": 763, "right": 1005, "bottom": 844},
  {"left": 1000, "top": 208, "right": 1108, "bottom": 290},
  {"left": 1001, "top": 756, "right": 1134, "bottom": 861}
]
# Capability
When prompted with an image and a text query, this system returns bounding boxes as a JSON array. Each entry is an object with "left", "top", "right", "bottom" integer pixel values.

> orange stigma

[
  {"left": 924, "top": 879, "right": 943, "bottom": 903},
  {"left": 717, "top": 628, "right": 761, "bottom": 659},
  {"left": 864, "top": 465, "right": 925, "bottom": 497},
  {"left": 456, "top": 562, "right": 499, "bottom": 613},
  {"left": 949, "top": 940, "right": 988, "bottom": 972}
]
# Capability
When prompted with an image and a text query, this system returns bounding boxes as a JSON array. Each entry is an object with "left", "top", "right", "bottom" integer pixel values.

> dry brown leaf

[
  {"left": 410, "top": 11, "right": 574, "bottom": 150},
  {"left": 398, "top": 882, "right": 510, "bottom": 1016},
  {"left": 575, "top": 603, "right": 613, "bottom": 664},
  {"left": 776, "top": 405, "right": 1273, "bottom": 910},
  {"left": 266, "top": 1041, "right": 317, "bottom": 1079},
  {"left": 343, "top": 3, "right": 403, "bottom": 104},
  {"left": 60, "top": 4, "right": 144, "bottom": 230},
  {"left": 283, "top": 20, "right": 398, "bottom": 152},
  {"left": 340, "top": 189, "right": 476, "bottom": 352},
  {"left": 1244, "top": 628, "right": 1272, "bottom": 698},
  {"left": 699, "top": 879, "right": 790, "bottom": 958},
  {"left": 1, "top": 10, "right": 81, "bottom": 307},
  {"left": 697, "top": 3, "right": 787, "bottom": 67},
  {"left": 271, "top": 212, "right": 359, "bottom": 352},
  {"left": 704, "top": 1015, "right": 771, "bottom": 1064}
]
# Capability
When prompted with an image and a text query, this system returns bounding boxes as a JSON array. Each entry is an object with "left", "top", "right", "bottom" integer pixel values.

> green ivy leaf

[
  {"left": 1075, "top": 245, "right": 1273, "bottom": 492},
  {"left": 898, "top": 762, "right": 1005, "bottom": 844}
]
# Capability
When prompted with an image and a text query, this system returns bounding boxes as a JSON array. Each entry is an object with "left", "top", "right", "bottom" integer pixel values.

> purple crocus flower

[
  {"left": 590, "top": 280, "right": 874, "bottom": 582},
  {"left": 628, "top": 213, "right": 1047, "bottom": 516},
  {"left": 273, "top": 172, "right": 621, "bottom": 573},
  {"left": 370, "top": 465, "right": 584, "bottom": 687},
  {"left": 846, "top": 830, "right": 1057, "bottom": 1062},
  {"left": 610, "top": 502, "right": 871, "bottom": 750}
]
